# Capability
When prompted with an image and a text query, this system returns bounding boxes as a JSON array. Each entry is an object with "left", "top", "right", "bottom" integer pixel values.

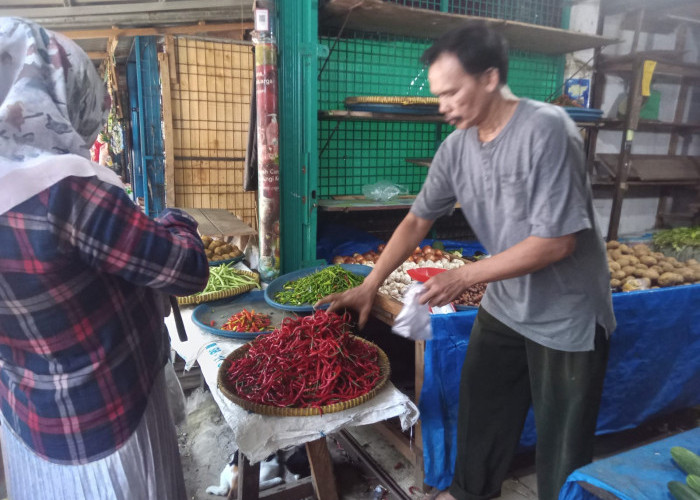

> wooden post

[
  {"left": 158, "top": 38, "right": 176, "bottom": 207},
  {"left": 233, "top": 454, "right": 260, "bottom": 500},
  {"left": 305, "top": 437, "right": 339, "bottom": 500}
]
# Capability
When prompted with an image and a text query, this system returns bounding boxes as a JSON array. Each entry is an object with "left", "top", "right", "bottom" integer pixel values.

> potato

[
  {"left": 610, "top": 279, "right": 622, "bottom": 289},
  {"left": 652, "top": 252, "right": 665, "bottom": 260},
  {"left": 637, "top": 255, "right": 656, "bottom": 266},
  {"left": 627, "top": 255, "right": 640, "bottom": 266},
  {"left": 686, "top": 258, "right": 699, "bottom": 266},
  {"left": 677, "top": 268, "right": 696, "bottom": 282},
  {"left": 660, "top": 262, "right": 676, "bottom": 273},
  {"left": 632, "top": 267, "right": 648, "bottom": 278},
  {"left": 621, "top": 265, "right": 637, "bottom": 276},
  {"left": 644, "top": 269, "right": 659, "bottom": 282},
  {"left": 608, "top": 261, "right": 622, "bottom": 272},
  {"left": 616, "top": 256, "right": 632, "bottom": 268},
  {"left": 611, "top": 270, "right": 626, "bottom": 280},
  {"left": 205, "top": 249, "right": 214, "bottom": 259},
  {"left": 658, "top": 272, "right": 683, "bottom": 287},
  {"left": 633, "top": 243, "right": 650, "bottom": 253},
  {"left": 650, "top": 265, "right": 663, "bottom": 273},
  {"left": 609, "top": 249, "right": 624, "bottom": 261},
  {"left": 201, "top": 235, "right": 213, "bottom": 248},
  {"left": 606, "top": 240, "right": 620, "bottom": 249},
  {"left": 214, "top": 246, "right": 226, "bottom": 256},
  {"left": 618, "top": 244, "right": 633, "bottom": 255}
]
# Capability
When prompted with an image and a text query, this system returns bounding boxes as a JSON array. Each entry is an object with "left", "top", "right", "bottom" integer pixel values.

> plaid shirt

[{"left": 0, "top": 176, "right": 209, "bottom": 464}]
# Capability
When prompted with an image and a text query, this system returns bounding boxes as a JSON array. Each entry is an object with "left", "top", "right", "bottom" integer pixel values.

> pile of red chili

[
  {"left": 221, "top": 309, "right": 271, "bottom": 332},
  {"left": 224, "top": 310, "right": 383, "bottom": 410}
]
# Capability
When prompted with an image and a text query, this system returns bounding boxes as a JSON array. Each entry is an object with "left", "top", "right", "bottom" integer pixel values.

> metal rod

[{"left": 134, "top": 36, "right": 150, "bottom": 216}]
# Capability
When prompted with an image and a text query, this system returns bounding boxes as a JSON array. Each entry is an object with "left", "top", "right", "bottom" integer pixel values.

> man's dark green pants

[{"left": 448, "top": 307, "right": 609, "bottom": 500}]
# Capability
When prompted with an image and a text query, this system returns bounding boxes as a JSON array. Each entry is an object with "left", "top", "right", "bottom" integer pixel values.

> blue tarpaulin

[
  {"left": 420, "top": 284, "right": 700, "bottom": 490},
  {"left": 559, "top": 427, "right": 700, "bottom": 500}
]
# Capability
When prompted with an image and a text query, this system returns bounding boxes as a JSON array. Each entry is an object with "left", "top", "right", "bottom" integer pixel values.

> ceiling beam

[
  {"left": 60, "top": 22, "right": 254, "bottom": 40},
  {"left": 1, "top": 0, "right": 246, "bottom": 18},
  {"left": 86, "top": 51, "right": 107, "bottom": 60}
]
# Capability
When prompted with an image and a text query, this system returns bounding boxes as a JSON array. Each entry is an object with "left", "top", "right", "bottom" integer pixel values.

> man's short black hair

[{"left": 421, "top": 23, "right": 509, "bottom": 85}]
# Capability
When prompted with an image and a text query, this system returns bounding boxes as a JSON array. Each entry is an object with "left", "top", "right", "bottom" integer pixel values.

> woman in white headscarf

[{"left": 0, "top": 18, "right": 208, "bottom": 499}]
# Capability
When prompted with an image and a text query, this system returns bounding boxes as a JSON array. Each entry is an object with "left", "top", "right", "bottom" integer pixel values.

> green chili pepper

[{"left": 274, "top": 265, "right": 364, "bottom": 305}]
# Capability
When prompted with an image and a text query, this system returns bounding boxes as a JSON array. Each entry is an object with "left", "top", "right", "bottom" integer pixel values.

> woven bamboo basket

[
  {"left": 345, "top": 95, "right": 439, "bottom": 106},
  {"left": 217, "top": 336, "right": 391, "bottom": 417},
  {"left": 177, "top": 269, "right": 260, "bottom": 306}
]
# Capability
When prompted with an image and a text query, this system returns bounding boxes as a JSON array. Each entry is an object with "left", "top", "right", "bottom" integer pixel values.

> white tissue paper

[{"left": 391, "top": 283, "right": 432, "bottom": 341}]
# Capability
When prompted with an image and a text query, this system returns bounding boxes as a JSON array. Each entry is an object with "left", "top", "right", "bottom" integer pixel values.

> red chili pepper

[{"left": 224, "top": 310, "right": 382, "bottom": 409}]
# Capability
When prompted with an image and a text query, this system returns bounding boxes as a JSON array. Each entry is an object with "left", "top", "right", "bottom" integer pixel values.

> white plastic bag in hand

[{"left": 391, "top": 283, "right": 432, "bottom": 341}]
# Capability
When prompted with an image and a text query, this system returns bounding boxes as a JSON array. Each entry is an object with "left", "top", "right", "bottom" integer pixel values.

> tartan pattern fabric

[{"left": 0, "top": 175, "right": 208, "bottom": 463}]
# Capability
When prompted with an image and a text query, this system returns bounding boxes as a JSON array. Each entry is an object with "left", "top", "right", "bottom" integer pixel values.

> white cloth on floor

[{"left": 0, "top": 367, "right": 187, "bottom": 500}]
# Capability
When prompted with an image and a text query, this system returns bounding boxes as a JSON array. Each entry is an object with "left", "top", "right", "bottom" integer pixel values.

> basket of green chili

[
  {"left": 177, "top": 264, "right": 261, "bottom": 306},
  {"left": 264, "top": 264, "right": 371, "bottom": 312},
  {"left": 217, "top": 310, "right": 390, "bottom": 416}
]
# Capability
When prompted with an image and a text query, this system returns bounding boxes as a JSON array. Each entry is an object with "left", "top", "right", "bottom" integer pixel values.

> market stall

[
  {"left": 165, "top": 289, "right": 419, "bottom": 499},
  {"left": 419, "top": 283, "right": 700, "bottom": 490},
  {"left": 560, "top": 427, "right": 700, "bottom": 500}
]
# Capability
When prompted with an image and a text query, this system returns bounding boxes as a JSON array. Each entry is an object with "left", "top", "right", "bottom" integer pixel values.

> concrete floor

[{"left": 178, "top": 387, "right": 699, "bottom": 500}]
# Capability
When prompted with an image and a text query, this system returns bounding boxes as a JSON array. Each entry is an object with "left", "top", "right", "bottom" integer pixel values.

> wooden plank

[
  {"left": 259, "top": 477, "right": 315, "bottom": 500},
  {"left": 305, "top": 437, "right": 339, "bottom": 500},
  {"left": 158, "top": 50, "right": 176, "bottom": 208},
  {"left": 60, "top": 22, "right": 254, "bottom": 40},
  {"left": 320, "top": 0, "right": 617, "bottom": 54},
  {"left": 405, "top": 157, "right": 432, "bottom": 167},
  {"left": 201, "top": 208, "right": 257, "bottom": 237},
  {"left": 371, "top": 293, "right": 403, "bottom": 326}
]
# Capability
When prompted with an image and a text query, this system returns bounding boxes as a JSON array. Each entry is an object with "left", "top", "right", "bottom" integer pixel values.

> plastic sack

[
  {"left": 164, "top": 361, "right": 187, "bottom": 426},
  {"left": 362, "top": 180, "right": 408, "bottom": 202},
  {"left": 392, "top": 283, "right": 432, "bottom": 340}
]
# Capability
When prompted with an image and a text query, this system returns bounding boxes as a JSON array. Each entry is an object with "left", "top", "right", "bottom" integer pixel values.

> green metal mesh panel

[{"left": 318, "top": 32, "right": 563, "bottom": 199}]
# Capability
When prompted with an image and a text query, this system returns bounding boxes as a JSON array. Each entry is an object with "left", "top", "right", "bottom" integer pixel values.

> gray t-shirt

[{"left": 411, "top": 99, "right": 616, "bottom": 351}]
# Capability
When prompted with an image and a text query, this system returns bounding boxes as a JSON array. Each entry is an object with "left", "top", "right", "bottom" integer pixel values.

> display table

[
  {"left": 559, "top": 427, "right": 700, "bottom": 500},
  {"left": 418, "top": 283, "right": 700, "bottom": 490},
  {"left": 165, "top": 301, "right": 419, "bottom": 499}
]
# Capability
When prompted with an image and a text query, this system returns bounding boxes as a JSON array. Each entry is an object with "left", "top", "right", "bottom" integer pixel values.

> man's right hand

[{"left": 314, "top": 280, "right": 379, "bottom": 329}]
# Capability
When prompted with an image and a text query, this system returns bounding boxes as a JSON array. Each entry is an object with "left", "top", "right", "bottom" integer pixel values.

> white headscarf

[{"left": 0, "top": 17, "right": 122, "bottom": 215}]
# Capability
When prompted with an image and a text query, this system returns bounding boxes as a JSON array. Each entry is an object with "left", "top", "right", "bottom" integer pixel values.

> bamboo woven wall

[{"left": 170, "top": 37, "right": 257, "bottom": 229}]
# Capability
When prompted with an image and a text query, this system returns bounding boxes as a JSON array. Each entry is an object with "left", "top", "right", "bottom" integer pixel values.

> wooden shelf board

[
  {"left": 319, "top": 109, "right": 444, "bottom": 123},
  {"left": 405, "top": 157, "right": 432, "bottom": 167},
  {"left": 599, "top": 53, "right": 700, "bottom": 80},
  {"left": 318, "top": 196, "right": 416, "bottom": 212},
  {"left": 598, "top": 119, "right": 700, "bottom": 132},
  {"left": 596, "top": 154, "right": 700, "bottom": 182},
  {"left": 320, "top": 0, "right": 617, "bottom": 54},
  {"left": 177, "top": 208, "right": 257, "bottom": 238}
]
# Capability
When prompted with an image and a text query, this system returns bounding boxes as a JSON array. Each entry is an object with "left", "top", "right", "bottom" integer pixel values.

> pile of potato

[
  {"left": 201, "top": 236, "right": 243, "bottom": 263},
  {"left": 607, "top": 240, "right": 700, "bottom": 292}
]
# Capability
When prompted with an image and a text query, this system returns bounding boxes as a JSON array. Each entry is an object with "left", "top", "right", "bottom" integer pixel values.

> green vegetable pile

[
  {"left": 196, "top": 263, "right": 260, "bottom": 296},
  {"left": 668, "top": 446, "right": 700, "bottom": 500},
  {"left": 274, "top": 265, "right": 365, "bottom": 306},
  {"left": 653, "top": 226, "right": 700, "bottom": 252}
]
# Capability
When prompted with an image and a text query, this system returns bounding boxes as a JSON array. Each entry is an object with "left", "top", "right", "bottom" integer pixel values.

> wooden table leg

[
  {"left": 233, "top": 453, "right": 260, "bottom": 500},
  {"left": 306, "top": 437, "right": 339, "bottom": 500}
]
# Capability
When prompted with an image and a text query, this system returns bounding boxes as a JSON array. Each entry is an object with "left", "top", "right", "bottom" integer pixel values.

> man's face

[{"left": 428, "top": 52, "right": 496, "bottom": 129}]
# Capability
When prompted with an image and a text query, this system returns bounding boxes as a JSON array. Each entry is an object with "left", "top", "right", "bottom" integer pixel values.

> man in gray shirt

[{"left": 317, "top": 23, "right": 615, "bottom": 500}]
